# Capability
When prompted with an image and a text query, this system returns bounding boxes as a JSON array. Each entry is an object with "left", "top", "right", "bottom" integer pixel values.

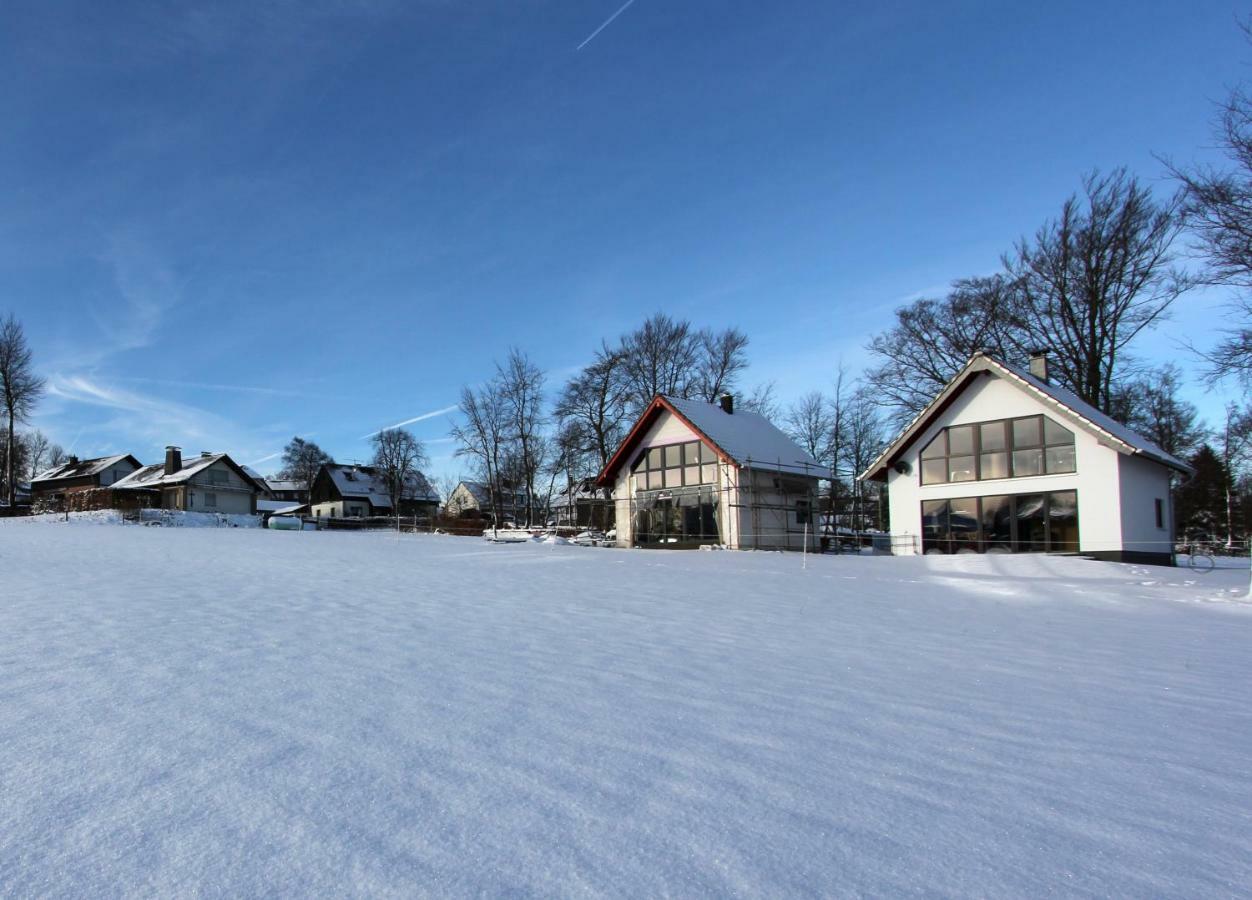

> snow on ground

[{"left": 1, "top": 522, "right": 1250, "bottom": 897}]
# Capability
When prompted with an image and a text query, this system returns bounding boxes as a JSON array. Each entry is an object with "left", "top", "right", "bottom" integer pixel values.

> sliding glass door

[{"left": 921, "top": 491, "right": 1078, "bottom": 555}]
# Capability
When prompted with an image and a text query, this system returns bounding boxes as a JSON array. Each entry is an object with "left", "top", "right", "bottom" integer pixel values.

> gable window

[
  {"left": 632, "top": 440, "right": 716, "bottom": 490},
  {"left": 920, "top": 415, "right": 1076, "bottom": 485}
]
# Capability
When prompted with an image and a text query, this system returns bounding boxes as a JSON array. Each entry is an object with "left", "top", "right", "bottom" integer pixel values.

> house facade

[
  {"left": 860, "top": 352, "right": 1192, "bottom": 566},
  {"left": 598, "top": 394, "right": 823, "bottom": 551},
  {"left": 550, "top": 477, "right": 614, "bottom": 529},
  {"left": 30, "top": 454, "right": 143, "bottom": 508},
  {"left": 309, "top": 463, "right": 439, "bottom": 519},
  {"left": 445, "top": 480, "right": 532, "bottom": 523},
  {"left": 112, "top": 447, "right": 265, "bottom": 514}
]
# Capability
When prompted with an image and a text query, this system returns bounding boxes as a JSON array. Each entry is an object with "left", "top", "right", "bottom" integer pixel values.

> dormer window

[{"left": 921, "top": 415, "right": 1076, "bottom": 485}]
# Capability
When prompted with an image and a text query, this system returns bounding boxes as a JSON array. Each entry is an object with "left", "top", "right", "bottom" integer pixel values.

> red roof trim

[{"left": 596, "top": 395, "right": 735, "bottom": 486}]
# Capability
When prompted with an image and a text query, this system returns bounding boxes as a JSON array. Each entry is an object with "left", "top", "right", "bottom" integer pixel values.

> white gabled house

[
  {"left": 859, "top": 352, "right": 1193, "bottom": 565},
  {"left": 598, "top": 394, "right": 823, "bottom": 550}
]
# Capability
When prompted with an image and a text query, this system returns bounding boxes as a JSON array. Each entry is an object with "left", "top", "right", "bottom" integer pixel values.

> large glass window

[
  {"left": 921, "top": 491, "right": 1079, "bottom": 555},
  {"left": 633, "top": 489, "right": 720, "bottom": 546},
  {"left": 632, "top": 440, "right": 717, "bottom": 488},
  {"left": 919, "top": 414, "right": 1076, "bottom": 485}
]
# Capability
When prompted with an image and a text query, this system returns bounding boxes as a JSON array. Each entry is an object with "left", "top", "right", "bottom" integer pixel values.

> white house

[
  {"left": 598, "top": 394, "right": 823, "bottom": 550},
  {"left": 859, "top": 352, "right": 1193, "bottom": 565},
  {"left": 309, "top": 463, "right": 439, "bottom": 519}
]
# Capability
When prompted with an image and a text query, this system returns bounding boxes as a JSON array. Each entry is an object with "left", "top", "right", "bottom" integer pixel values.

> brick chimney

[
  {"left": 164, "top": 446, "right": 182, "bottom": 475},
  {"left": 719, "top": 393, "right": 734, "bottom": 415},
  {"left": 1028, "top": 350, "right": 1050, "bottom": 384},
  {"left": 68, "top": 455, "right": 79, "bottom": 467}
]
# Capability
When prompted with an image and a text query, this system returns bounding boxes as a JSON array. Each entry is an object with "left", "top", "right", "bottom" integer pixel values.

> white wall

[
  {"left": 186, "top": 461, "right": 255, "bottom": 515},
  {"left": 1117, "top": 454, "right": 1175, "bottom": 557},
  {"left": 884, "top": 373, "right": 1124, "bottom": 555}
]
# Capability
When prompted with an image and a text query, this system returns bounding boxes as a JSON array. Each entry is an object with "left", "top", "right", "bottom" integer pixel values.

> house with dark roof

[
  {"left": 597, "top": 394, "right": 823, "bottom": 550},
  {"left": 112, "top": 447, "right": 266, "bottom": 515},
  {"left": 550, "top": 477, "right": 614, "bottom": 529},
  {"left": 30, "top": 454, "right": 143, "bottom": 508},
  {"left": 309, "top": 463, "right": 439, "bottom": 519},
  {"left": 859, "top": 352, "right": 1193, "bottom": 565},
  {"left": 444, "top": 480, "right": 533, "bottom": 523}
]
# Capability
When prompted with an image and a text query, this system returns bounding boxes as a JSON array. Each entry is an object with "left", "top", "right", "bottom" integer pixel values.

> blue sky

[{"left": 2, "top": 0, "right": 1247, "bottom": 478}]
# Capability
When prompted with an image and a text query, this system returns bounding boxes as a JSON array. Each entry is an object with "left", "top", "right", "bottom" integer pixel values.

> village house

[
  {"left": 598, "top": 394, "right": 823, "bottom": 550},
  {"left": 112, "top": 447, "right": 266, "bottom": 514},
  {"left": 309, "top": 463, "right": 439, "bottom": 519},
  {"left": 444, "top": 480, "right": 534, "bottom": 523},
  {"left": 859, "top": 351, "right": 1193, "bottom": 565},
  {"left": 30, "top": 454, "right": 143, "bottom": 510},
  {"left": 549, "top": 477, "right": 614, "bottom": 530}
]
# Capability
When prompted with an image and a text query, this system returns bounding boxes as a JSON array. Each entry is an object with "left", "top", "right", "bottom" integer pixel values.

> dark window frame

[
  {"left": 632, "top": 440, "right": 716, "bottom": 490},
  {"left": 920, "top": 414, "right": 1076, "bottom": 485}
]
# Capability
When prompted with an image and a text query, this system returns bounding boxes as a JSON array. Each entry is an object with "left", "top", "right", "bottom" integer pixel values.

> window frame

[
  {"left": 632, "top": 440, "right": 717, "bottom": 490},
  {"left": 919, "top": 414, "right": 1076, "bottom": 486}
]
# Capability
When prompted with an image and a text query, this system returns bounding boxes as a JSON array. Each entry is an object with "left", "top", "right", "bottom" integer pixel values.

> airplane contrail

[
  {"left": 577, "top": 0, "right": 637, "bottom": 50},
  {"left": 359, "top": 404, "right": 459, "bottom": 440}
]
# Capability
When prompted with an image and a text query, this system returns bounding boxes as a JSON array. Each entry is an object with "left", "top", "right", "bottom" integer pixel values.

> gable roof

[
  {"left": 321, "top": 464, "right": 439, "bottom": 506},
  {"left": 113, "top": 453, "right": 267, "bottom": 492},
  {"left": 598, "top": 395, "right": 824, "bottom": 486},
  {"left": 452, "top": 480, "right": 531, "bottom": 506},
  {"left": 31, "top": 454, "right": 140, "bottom": 485},
  {"left": 859, "top": 353, "right": 1194, "bottom": 481}
]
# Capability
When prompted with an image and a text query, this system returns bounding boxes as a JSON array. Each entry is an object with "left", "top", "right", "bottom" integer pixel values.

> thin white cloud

[
  {"left": 46, "top": 374, "right": 266, "bottom": 459},
  {"left": 119, "top": 376, "right": 308, "bottom": 397},
  {"left": 249, "top": 451, "right": 283, "bottom": 466},
  {"left": 577, "top": 0, "right": 637, "bottom": 50},
  {"left": 359, "top": 404, "right": 459, "bottom": 440}
]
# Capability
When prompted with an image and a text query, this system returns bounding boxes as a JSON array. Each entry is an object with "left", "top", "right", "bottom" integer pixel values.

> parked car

[{"left": 571, "top": 530, "right": 606, "bottom": 546}]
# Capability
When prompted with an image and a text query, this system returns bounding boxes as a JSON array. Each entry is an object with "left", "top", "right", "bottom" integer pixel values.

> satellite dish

[{"left": 894, "top": 460, "right": 912, "bottom": 475}]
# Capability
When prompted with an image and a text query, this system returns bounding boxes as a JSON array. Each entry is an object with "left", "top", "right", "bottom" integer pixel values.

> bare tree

[
  {"left": 695, "top": 327, "right": 750, "bottom": 402},
  {"left": 1168, "top": 65, "right": 1252, "bottom": 385},
  {"left": 1219, "top": 403, "right": 1252, "bottom": 547},
  {"left": 555, "top": 343, "right": 628, "bottom": 475},
  {"left": 23, "top": 430, "right": 60, "bottom": 480},
  {"left": 865, "top": 275, "right": 1023, "bottom": 420},
  {"left": 451, "top": 383, "right": 509, "bottom": 527},
  {"left": 278, "top": 437, "right": 331, "bottom": 491},
  {"left": 371, "top": 427, "right": 428, "bottom": 526},
  {"left": 431, "top": 473, "right": 462, "bottom": 513},
  {"left": 618, "top": 313, "right": 700, "bottom": 411},
  {"left": 0, "top": 315, "right": 45, "bottom": 508},
  {"left": 496, "top": 348, "right": 545, "bottom": 526},
  {"left": 1004, "top": 169, "right": 1189, "bottom": 413},
  {"left": 842, "top": 386, "right": 888, "bottom": 529},
  {"left": 739, "top": 382, "right": 780, "bottom": 422},
  {"left": 784, "top": 391, "right": 834, "bottom": 465},
  {"left": 1108, "top": 364, "right": 1206, "bottom": 461}
]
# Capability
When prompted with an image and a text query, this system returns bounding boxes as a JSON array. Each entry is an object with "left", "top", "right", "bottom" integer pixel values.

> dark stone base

[{"left": 1085, "top": 549, "right": 1176, "bottom": 567}]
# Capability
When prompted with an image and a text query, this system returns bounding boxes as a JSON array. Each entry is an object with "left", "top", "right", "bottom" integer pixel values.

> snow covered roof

[
  {"left": 322, "top": 464, "right": 439, "bottom": 504},
  {"left": 31, "top": 454, "right": 138, "bottom": 485},
  {"left": 113, "top": 453, "right": 267, "bottom": 491},
  {"left": 454, "top": 481, "right": 531, "bottom": 506},
  {"left": 860, "top": 352, "right": 1194, "bottom": 481},
  {"left": 599, "top": 395, "right": 824, "bottom": 484},
  {"left": 264, "top": 479, "right": 307, "bottom": 493},
  {"left": 550, "top": 478, "right": 608, "bottom": 508}
]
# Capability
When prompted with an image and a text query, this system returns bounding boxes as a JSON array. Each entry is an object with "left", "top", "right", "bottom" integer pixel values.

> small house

[
  {"left": 550, "top": 477, "right": 614, "bottom": 530},
  {"left": 112, "top": 447, "right": 266, "bottom": 514},
  {"left": 597, "top": 394, "right": 823, "bottom": 550},
  {"left": 445, "top": 480, "right": 533, "bottom": 523},
  {"left": 30, "top": 454, "right": 143, "bottom": 508},
  {"left": 309, "top": 463, "right": 439, "bottom": 519}
]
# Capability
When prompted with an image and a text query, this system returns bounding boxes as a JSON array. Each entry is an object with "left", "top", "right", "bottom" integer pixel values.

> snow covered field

[{"left": 1, "top": 521, "right": 1250, "bottom": 897}]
